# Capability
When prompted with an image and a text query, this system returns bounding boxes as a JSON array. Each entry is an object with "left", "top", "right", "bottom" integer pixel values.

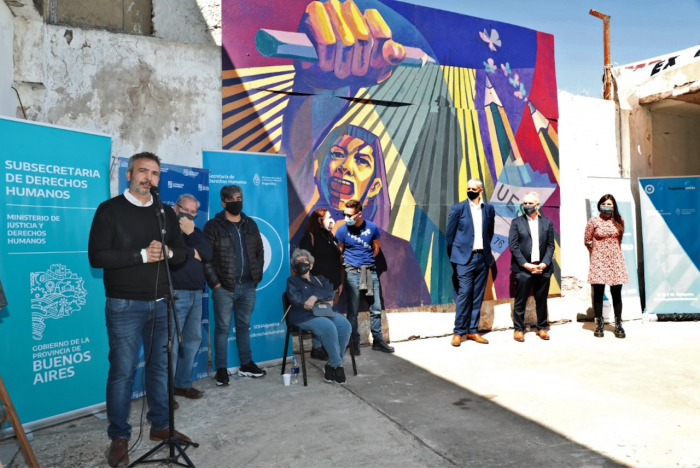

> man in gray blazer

[{"left": 508, "top": 191, "right": 555, "bottom": 342}]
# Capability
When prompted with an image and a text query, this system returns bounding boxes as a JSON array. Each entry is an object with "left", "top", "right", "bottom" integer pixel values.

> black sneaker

[
  {"left": 323, "top": 363, "right": 335, "bottom": 383},
  {"left": 310, "top": 347, "right": 329, "bottom": 360},
  {"left": 350, "top": 341, "right": 361, "bottom": 356},
  {"left": 215, "top": 368, "right": 229, "bottom": 386},
  {"left": 334, "top": 366, "right": 346, "bottom": 385},
  {"left": 239, "top": 362, "right": 267, "bottom": 378},
  {"left": 372, "top": 339, "right": 395, "bottom": 353}
]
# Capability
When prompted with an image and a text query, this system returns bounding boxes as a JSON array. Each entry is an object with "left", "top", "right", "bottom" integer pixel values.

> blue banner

[
  {"left": 118, "top": 159, "right": 211, "bottom": 394},
  {"left": 0, "top": 117, "right": 111, "bottom": 430},
  {"left": 639, "top": 177, "right": 700, "bottom": 314},
  {"left": 203, "top": 150, "right": 289, "bottom": 369}
]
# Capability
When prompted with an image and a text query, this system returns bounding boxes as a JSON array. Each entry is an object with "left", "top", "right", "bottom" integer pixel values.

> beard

[{"left": 130, "top": 180, "right": 151, "bottom": 197}]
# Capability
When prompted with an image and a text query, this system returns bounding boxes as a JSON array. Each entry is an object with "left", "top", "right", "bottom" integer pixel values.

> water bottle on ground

[{"left": 291, "top": 356, "right": 300, "bottom": 385}]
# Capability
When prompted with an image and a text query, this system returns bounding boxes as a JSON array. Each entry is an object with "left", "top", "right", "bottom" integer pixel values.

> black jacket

[
  {"left": 203, "top": 211, "right": 264, "bottom": 291},
  {"left": 508, "top": 213, "right": 555, "bottom": 277}
]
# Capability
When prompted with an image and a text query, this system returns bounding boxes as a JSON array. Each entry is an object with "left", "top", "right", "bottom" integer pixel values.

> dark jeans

[
  {"left": 345, "top": 269, "right": 383, "bottom": 342},
  {"left": 592, "top": 284, "right": 623, "bottom": 319},
  {"left": 105, "top": 298, "right": 169, "bottom": 440},
  {"left": 211, "top": 282, "right": 256, "bottom": 369},
  {"left": 173, "top": 290, "right": 203, "bottom": 389},
  {"left": 513, "top": 271, "right": 551, "bottom": 331},
  {"left": 453, "top": 252, "right": 488, "bottom": 335}
]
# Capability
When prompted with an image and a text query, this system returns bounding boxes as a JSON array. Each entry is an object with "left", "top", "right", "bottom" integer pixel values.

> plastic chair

[{"left": 280, "top": 293, "right": 357, "bottom": 386}]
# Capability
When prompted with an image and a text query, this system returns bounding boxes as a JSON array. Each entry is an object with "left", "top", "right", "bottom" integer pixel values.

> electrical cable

[{"left": 10, "top": 86, "right": 27, "bottom": 119}]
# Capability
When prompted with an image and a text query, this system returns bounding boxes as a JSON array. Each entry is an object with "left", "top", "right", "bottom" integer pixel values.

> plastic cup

[{"left": 283, "top": 373, "right": 291, "bottom": 386}]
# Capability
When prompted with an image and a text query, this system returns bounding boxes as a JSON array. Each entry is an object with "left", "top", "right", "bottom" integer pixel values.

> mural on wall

[{"left": 222, "top": 0, "right": 560, "bottom": 309}]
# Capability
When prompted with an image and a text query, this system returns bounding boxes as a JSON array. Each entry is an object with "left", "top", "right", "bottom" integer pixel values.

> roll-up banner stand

[{"left": 0, "top": 117, "right": 111, "bottom": 436}]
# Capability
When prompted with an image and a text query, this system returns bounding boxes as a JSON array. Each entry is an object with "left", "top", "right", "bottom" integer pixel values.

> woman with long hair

[
  {"left": 584, "top": 194, "right": 629, "bottom": 338},
  {"left": 299, "top": 208, "right": 344, "bottom": 359}
]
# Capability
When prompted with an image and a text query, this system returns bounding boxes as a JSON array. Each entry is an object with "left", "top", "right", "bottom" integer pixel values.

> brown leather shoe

[
  {"left": 174, "top": 387, "right": 204, "bottom": 399},
  {"left": 150, "top": 427, "right": 192, "bottom": 444},
  {"left": 513, "top": 330, "right": 524, "bottom": 342},
  {"left": 451, "top": 334, "right": 466, "bottom": 347},
  {"left": 107, "top": 437, "right": 129, "bottom": 467},
  {"left": 537, "top": 329, "right": 550, "bottom": 340},
  {"left": 467, "top": 333, "right": 489, "bottom": 344}
]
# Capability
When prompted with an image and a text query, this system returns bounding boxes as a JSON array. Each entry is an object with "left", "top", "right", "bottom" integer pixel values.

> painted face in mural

[
  {"left": 322, "top": 134, "right": 382, "bottom": 210},
  {"left": 126, "top": 158, "right": 160, "bottom": 200}
]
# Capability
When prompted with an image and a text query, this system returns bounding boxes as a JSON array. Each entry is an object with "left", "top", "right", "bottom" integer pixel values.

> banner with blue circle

[
  {"left": 203, "top": 150, "right": 289, "bottom": 369},
  {"left": 0, "top": 117, "right": 111, "bottom": 434},
  {"left": 639, "top": 177, "right": 700, "bottom": 314},
  {"left": 118, "top": 159, "right": 211, "bottom": 395}
]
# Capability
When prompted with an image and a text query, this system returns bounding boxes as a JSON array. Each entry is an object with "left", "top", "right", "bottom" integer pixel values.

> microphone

[{"left": 149, "top": 185, "right": 164, "bottom": 215}]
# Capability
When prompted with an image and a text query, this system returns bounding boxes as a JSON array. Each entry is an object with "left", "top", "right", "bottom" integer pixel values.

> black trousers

[
  {"left": 513, "top": 271, "right": 551, "bottom": 331},
  {"left": 592, "top": 284, "right": 623, "bottom": 319}
]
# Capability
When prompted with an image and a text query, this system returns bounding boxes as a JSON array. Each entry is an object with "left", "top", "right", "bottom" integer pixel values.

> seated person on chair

[{"left": 286, "top": 249, "right": 351, "bottom": 385}]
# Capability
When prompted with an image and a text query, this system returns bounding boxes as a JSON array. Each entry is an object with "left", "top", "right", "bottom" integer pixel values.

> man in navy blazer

[
  {"left": 508, "top": 191, "right": 555, "bottom": 342},
  {"left": 445, "top": 179, "right": 495, "bottom": 346}
]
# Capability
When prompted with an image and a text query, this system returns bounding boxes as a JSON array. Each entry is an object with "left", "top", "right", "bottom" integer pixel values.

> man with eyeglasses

[
  {"left": 171, "top": 194, "right": 213, "bottom": 399},
  {"left": 335, "top": 199, "right": 395, "bottom": 354},
  {"left": 508, "top": 191, "right": 555, "bottom": 342},
  {"left": 446, "top": 179, "right": 495, "bottom": 347}
]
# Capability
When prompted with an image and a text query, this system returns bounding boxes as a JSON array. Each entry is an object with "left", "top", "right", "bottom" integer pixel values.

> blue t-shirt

[{"left": 335, "top": 219, "right": 381, "bottom": 267}]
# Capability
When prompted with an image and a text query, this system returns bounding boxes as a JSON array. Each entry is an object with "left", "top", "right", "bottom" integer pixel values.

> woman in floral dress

[{"left": 584, "top": 194, "right": 629, "bottom": 338}]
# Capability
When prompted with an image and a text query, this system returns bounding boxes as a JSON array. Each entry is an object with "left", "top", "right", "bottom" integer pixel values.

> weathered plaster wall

[
  {"left": 558, "top": 91, "right": 620, "bottom": 281},
  {"left": 651, "top": 111, "right": 700, "bottom": 177},
  {"left": 152, "top": 0, "right": 221, "bottom": 45},
  {"left": 0, "top": 1, "right": 15, "bottom": 116},
  {"left": 7, "top": 0, "right": 222, "bottom": 194}
]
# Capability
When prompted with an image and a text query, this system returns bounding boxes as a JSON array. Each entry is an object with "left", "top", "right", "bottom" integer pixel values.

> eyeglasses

[
  {"left": 343, "top": 212, "right": 359, "bottom": 218},
  {"left": 177, "top": 204, "right": 198, "bottom": 217}
]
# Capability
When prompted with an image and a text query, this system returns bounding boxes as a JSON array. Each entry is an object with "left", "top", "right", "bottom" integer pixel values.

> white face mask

[{"left": 323, "top": 218, "right": 334, "bottom": 231}]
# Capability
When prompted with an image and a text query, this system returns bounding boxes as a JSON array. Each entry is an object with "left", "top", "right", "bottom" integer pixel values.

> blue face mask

[{"left": 345, "top": 216, "right": 356, "bottom": 226}]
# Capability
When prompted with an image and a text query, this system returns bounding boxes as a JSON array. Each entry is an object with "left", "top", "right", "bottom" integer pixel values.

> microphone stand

[{"left": 130, "top": 189, "right": 198, "bottom": 467}]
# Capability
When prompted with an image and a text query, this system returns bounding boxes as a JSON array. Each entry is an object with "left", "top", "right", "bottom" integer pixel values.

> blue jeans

[
  {"left": 172, "top": 290, "right": 203, "bottom": 389},
  {"left": 453, "top": 252, "right": 488, "bottom": 335},
  {"left": 298, "top": 313, "right": 351, "bottom": 367},
  {"left": 211, "top": 283, "right": 255, "bottom": 369},
  {"left": 105, "top": 298, "right": 169, "bottom": 440},
  {"left": 345, "top": 269, "right": 383, "bottom": 342}
]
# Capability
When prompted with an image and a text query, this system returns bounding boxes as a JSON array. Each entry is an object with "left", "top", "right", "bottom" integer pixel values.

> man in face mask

[
  {"left": 170, "top": 194, "right": 213, "bottom": 400},
  {"left": 202, "top": 185, "right": 266, "bottom": 386},
  {"left": 445, "top": 179, "right": 496, "bottom": 347},
  {"left": 335, "top": 199, "right": 394, "bottom": 354},
  {"left": 507, "top": 191, "right": 555, "bottom": 342}
]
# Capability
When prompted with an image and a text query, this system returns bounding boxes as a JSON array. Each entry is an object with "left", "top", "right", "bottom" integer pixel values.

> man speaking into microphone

[{"left": 88, "top": 152, "right": 189, "bottom": 467}]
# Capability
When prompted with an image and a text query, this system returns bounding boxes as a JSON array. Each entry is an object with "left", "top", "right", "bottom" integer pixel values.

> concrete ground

[{"left": 2, "top": 320, "right": 700, "bottom": 467}]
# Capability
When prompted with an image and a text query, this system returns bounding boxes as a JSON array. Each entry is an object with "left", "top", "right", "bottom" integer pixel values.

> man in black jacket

[
  {"left": 203, "top": 185, "right": 266, "bottom": 386},
  {"left": 88, "top": 152, "right": 190, "bottom": 467},
  {"left": 508, "top": 191, "right": 556, "bottom": 342},
  {"left": 171, "top": 194, "right": 213, "bottom": 400}
]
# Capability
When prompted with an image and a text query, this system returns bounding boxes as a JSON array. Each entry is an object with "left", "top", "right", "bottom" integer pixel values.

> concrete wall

[
  {"left": 651, "top": 111, "right": 700, "bottom": 177},
  {"left": 557, "top": 91, "right": 620, "bottom": 281},
  {"left": 0, "top": 1, "right": 14, "bottom": 116},
  {"left": 152, "top": 0, "right": 221, "bottom": 45},
  {"left": 6, "top": 0, "right": 222, "bottom": 193}
]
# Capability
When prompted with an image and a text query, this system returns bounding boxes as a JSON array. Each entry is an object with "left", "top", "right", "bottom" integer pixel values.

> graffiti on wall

[{"left": 222, "top": 0, "right": 560, "bottom": 309}]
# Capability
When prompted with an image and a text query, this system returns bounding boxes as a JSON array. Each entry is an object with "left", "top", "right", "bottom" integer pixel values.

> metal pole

[{"left": 589, "top": 9, "right": 612, "bottom": 100}]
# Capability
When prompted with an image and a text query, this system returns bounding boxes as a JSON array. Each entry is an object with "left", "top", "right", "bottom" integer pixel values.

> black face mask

[
  {"left": 294, "top": 262, "right": 311, "bottom": 275},
  {"left": 225, "top": 201, "right": 243, "bottom": 216},
  {"left": 523, "top": 205, "right": 537, "bottom": 215},
  {"left": 178, "top": 212, "right": 195, "bottom": 221},
  {"left": 467, "top": 190, "right": 480, "bottom": 200},
  {"left": 600, "top": 206, "right": 614, "bottom": 215}
]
